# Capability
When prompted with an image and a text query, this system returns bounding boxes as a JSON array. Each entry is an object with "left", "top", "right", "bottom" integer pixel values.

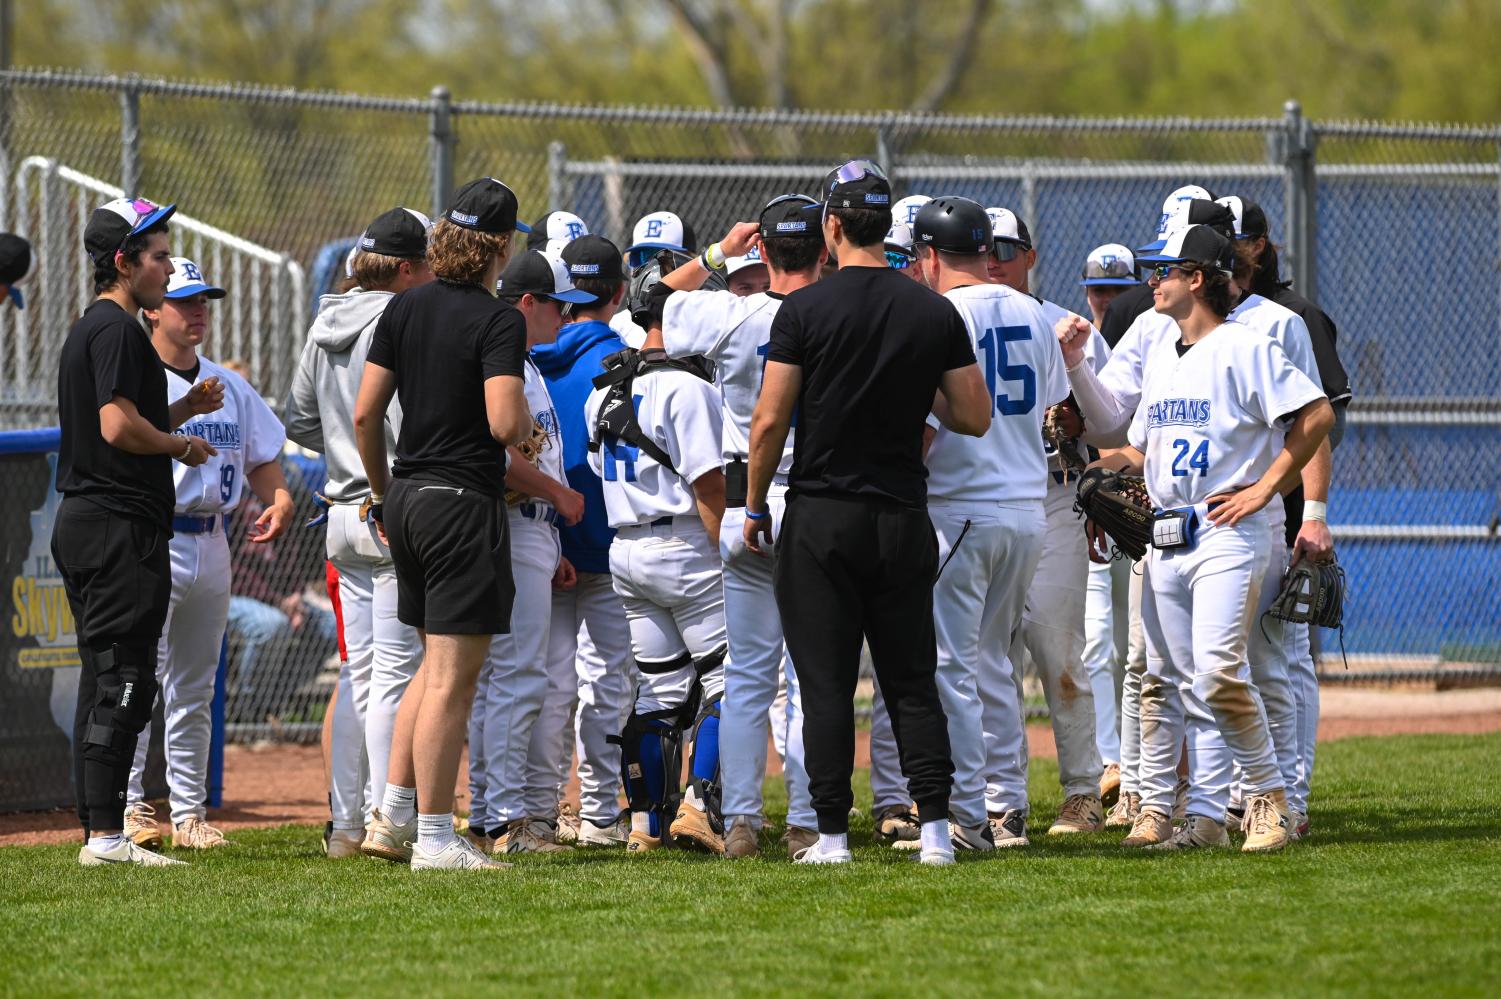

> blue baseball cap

[{"left": 163, "top": 257, "right": 226, "bottom": 300}]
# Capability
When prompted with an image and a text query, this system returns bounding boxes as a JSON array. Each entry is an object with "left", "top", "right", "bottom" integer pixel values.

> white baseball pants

[
  {"left": 1082, "top": 553, "right": 1131, "bottom": 765},
  {"left": 1118, "top": 564, "right": 1147, "bottom": 796},
  {"left": 1286, "top": 619, "right": 1318, "bottom": 815}
]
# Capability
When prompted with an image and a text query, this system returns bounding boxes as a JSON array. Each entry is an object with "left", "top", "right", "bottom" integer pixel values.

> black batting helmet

[{"left": 912, "top": 197, "right": 993, "bottom": 255}]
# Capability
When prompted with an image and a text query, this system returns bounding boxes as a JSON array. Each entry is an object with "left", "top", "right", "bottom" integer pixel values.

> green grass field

[{"left": 3, "top": 734, "right": 1497, "bottom": 997}]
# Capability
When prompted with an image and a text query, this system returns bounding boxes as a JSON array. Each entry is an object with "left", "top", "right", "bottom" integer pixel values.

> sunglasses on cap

[
  {"left": 1084, "top": 257, "right": 1135, "bottom": 281},
  {"left": 992, "top": 241, "right": 1025, "bottom": 263},
  {"left": 833, "top": 159, "right": 888, "bottom": 186},
  {"left": 885, "top": 249, "right": 914, "bottom": 270}
]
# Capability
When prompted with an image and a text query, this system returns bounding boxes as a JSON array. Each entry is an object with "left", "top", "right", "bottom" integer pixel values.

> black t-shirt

[
  {"left": 1099, "top": 282, "right": 1155, "bottom": 349},
  {"left": 1267, "top": 285, "right": 1351, "bottom": 404},
  {"left": 766, "top": 265, "right": 976, "bottom": 508},
  {"left": 366, "top": 279, "right": 527, "bottom": 496},
  {"left": 55, "top": 299, "right": 175, "bottom": 529}
]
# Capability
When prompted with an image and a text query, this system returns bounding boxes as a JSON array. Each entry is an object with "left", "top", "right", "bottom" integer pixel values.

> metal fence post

[
  {"left": 120, "top": 77, "right": 140, "bottom": 196},
  {"left": 547, "top": 141, "right": 566, "bottom": 212},
  {"left": 876, "top": 126, "right": 892, "bottom": 183},
  {"left": 1282, "top": 99, "right": 1319, "bottom": 300},
  {"left": 429, "top": 85, "right": 454, "bottom": 218}
]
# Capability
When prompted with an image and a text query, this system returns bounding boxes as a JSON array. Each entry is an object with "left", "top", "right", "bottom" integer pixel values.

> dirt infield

[{"left": 5, "top": 688, "right": 1498, "bottom": 847}]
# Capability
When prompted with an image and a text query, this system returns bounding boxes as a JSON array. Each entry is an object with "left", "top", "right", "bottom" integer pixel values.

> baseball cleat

[
  {"left": 988, "top": 809, "right": 1030, "bottom": 849},
  {"left": 123, "top": 803, "right": 163, "bottom": 851},
  {"left": 669, "top": 801, "right": 724, "bottom": 854},
  {"left": 1241, "top": 790, "right": 1291, "bottom": 853},
  {"left": 1048, "top": 794, "right": 1105, "bottom": 835},
  {"left": 1099, "top": 763, "right": 1122, "bottom": 809},
  {"left": 625, "top": 829, "right": 662, "bottom": 853},
  {"left": 361, "top": 809, "right": 416, "bottom": 863},
  {"left": 172, "top": 816, "right": 229, "bottom": 849},
  {"left": 872, "top": 804, "right": 921, "bottom": 845},
  {"left": 782, "top": 825, "right": 818, "bottom": 859},
  {"left": 411, "top": 837, "right": 512, "bottom": 871},
  {"left": 79, "top": 839, "right": 188, "bottom": 867},
  {"left": 464, "top": 827, "right": 494, "bottom": 856},
  {"left": 1291, "top": 811, "right": 1310, "bottom": 840},
  {"left": 555, "top": 802, "right": 581, "bottom": 845},
  {"left": 1225, "top": 803, "right": 1247, "bottom": 832},
  {"left": 792, "top": 839, "right": 852, "bottom": 865},
  {"left": 1104, "top": 792, "right": 1140, "bottom": 828},
  {"left": 578, "top": 811, "right": 631, "bottom": 847},
  {"left": 502, "top": 818, "right": 571, "bottom": 854},
  {"left": 1149, "top": 815, "right": 1230, "bottom": 851},
  {"left": 325, "top": 828, "right": 365, "bottom": 859},
  {"left": 950, "top": 820, "right": 996, "bottom": 852},
  {"left": 722, "top": 817, "right": 759, "bottom": 859},
  {"left": 1121, "top": 807, "right": 1173, "bottom": 848}
]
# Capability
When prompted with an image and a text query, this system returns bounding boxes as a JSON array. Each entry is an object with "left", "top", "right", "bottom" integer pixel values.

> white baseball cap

[
  {"left": 527, "top": 210, "right": 589, "bottom": 256},
  {"left": 985, "top": 207, "right": 1032, "bottom": 249},
  {"left": 626, "top": 211, "right": 695, "bottom": 269},
  {"left": 884, "top": 195, "right": 931, "bottom": 254},
  {"left": 726, "top": 243, "right": 766, "bottom": 276},
  {"left": 1141, "top": 184, "right": 1215, "bottom": 251},
  {"left": 164, "top": 257, "right": 226, "bottom": 300},
  {"left": 1080, "top": 243, "right": 1139, "bottom": 286}
]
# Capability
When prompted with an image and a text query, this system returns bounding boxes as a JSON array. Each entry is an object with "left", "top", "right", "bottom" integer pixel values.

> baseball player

[
  {"left": 651, "top": 195, "right": 826, "bottom": 859},
  {"left": 724, "top": 245, "right": 770, "bottom": 297},
  {"left": 1060, "top": 223, "right": 1333, "bottom": 852},
  {"left": 526, "top": 210, "right": 589, "bottom": 256},
  {"left": 980, "top": 205, "right": 1107, "bottom": 840},
  {"left": 914, "top": 196, "right": 1067, "bottom": 851},
  {"left": 283, "top": 207, "right": 432, "bottom": 858},
  {"left": 463, "top": 249, "right": 592, "bottom": 856},
  {"left": 611, "top": 211, "right": 697, "bottom": 349},
  {"left": 1098, "top": 185, "right": 1215, "bottom": 348},
  {"left": 530, "top": 234, "right": 639, "bottom": 847},
  {"left": 585, "top": 312, "right": 728, "bottom": 854},
  {"left": 123, "top": 257, "right": 293, "bottom": 850}
]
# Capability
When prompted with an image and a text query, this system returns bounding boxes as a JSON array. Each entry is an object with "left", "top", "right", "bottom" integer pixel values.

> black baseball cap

[
  {"left": 1148, "top": 225, "right": 1236, "bottom": 277},
  {"left": 758, "top": 194, "right": 821, "bottom": 239},
  {"left": 445, "top": 178, "right": 530, "bottom": 235},
  {"left": 1136, "top": 201, "right": 1236, "bottom": 261},
  {"left": 562, "top": 234, "right": 625, "bottom": 282},
  {"left": 359, "top": 207, "right": 431, "bottom": 258},
  {"left": 499, "top": 249, "right": 597, "bottom": 304},
  {"left": 1217, "top": 196, "right": 1269, "bottom": 240},
  {"left": 820, "top": 159, "right": 892, "bottom": 210},
  {"left": 0, "top": 234, "right": 32, "bottom": 309},
  {"left": 913, "top": 197, "right": 993, "bottom": 254},
  {"left": 83, "top": 197, "right": 176, "bottom": 265}
]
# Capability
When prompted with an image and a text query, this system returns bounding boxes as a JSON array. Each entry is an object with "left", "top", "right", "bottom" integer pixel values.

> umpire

[
  {"left": 744, "top": 161, "right": 992, "bottom": 866},
  {"left": 55, "top": 198, "right": 223, "bottom": 867}
]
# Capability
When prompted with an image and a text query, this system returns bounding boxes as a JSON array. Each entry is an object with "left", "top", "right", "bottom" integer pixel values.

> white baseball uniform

[
  {"left": 127, "top": 357, "right": 285, "bottom": 823},
  {"left": 925, "top": 282, "right": 1065, "bottom": 828},
  {"left": 467, "top": 358, "right": 565, "bottom": 831},
  {"left": 1129, "top": 320, "right": 1324, "bottom": 818}
]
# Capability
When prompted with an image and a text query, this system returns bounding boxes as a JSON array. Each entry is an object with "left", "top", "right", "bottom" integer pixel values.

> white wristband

[
  {"left": 1303, "top": 500, "right": 1328, "bottom": 522},
  {"left": 175, "top": 437, "right": 193, "bottom": 461}
]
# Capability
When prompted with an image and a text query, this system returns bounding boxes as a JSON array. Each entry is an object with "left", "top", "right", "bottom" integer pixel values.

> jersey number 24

[
  {"left": 977, "top": 325, "right": 1035, "bottom": 416},
  {"left": 1170, "top": 438, "right": 1209, "bottom": 477}
]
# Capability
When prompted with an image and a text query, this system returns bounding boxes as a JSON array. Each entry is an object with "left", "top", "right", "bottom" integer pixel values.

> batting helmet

[{"left": 913, "top": 197, "right": 993, "bottom": 255}]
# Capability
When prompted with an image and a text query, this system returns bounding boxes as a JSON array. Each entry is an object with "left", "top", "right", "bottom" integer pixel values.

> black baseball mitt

[
  {"left": 1074, "top": 467, "right": 1154, "bottom": 561},
  {"left": 1267, "top": 557, "right": 1346, "bottom": 629}
]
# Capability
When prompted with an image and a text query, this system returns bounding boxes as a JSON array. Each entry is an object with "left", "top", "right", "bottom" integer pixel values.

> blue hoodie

[{"left": 532, "top": 319, "right": 627, "bottom": 574}]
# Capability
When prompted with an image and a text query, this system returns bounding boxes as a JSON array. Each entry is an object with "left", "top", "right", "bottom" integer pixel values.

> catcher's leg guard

[
  {"left": 614, "top": 709, "right": 683, "bottom": 839},
  {"left": 687, "top": 695, "right": 723, "bottom": 834}
]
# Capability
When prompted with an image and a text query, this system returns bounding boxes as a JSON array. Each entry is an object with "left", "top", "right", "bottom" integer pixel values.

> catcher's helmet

[
  {"left": 625, "top": 248, "right": 726, "bottom": 325},
  {"left": 912, "top": 196, "right": 993, "bottom": 255}
]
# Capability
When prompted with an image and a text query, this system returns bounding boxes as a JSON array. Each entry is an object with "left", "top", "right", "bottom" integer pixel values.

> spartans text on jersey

[{"left": 1145, "top": 398, "right": 1211, "bottom": 429}]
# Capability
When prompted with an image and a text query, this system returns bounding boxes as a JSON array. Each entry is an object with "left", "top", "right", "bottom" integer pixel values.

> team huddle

[{"left": 52, "top": 158, "right": 1348, "bottom": 869}]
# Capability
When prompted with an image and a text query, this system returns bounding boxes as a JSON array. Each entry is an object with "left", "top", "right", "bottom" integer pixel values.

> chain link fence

[{"left": 0, "top": 70, "right": 1496, "bottom": 743}]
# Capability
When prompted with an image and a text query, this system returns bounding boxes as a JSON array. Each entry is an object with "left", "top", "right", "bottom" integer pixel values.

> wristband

[
  {"left": 744, "top": 508, "right": 769, "bottom": 521},
  {"left": 702, "top": 242, "right": 727, "bottom": 271},
  {"left": 1302, "top": 500, "right": 1328, "bottom": 523},
  {"left": 175, "top": 437, "right": 193, "bottom": 461}
]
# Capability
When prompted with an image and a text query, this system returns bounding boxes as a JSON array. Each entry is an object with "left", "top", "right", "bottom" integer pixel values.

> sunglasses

[
  {"left": 1083, "top": 257, "right": 1134, "bottom": 280},
  {"left": 886, "top": 249, "right": 914, "bottom": 270},
  {"left": 992, "top": 241, "right": 1025, "bottom": 263},
  {"left": 833, "top": 159, "right": 888, "bottom": 186},
  {"left": 1148, "top": 263, "right": 1194, "bottom": 280}
]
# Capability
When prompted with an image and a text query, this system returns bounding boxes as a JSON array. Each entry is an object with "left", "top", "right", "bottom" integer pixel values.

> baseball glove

[
  {"left": 504, "top": 419, "right": 552, "bottom": 506},
  {"left": 1043, "top": 402, "right": 1089, "bottom": 481},
  {"left": 1074, "top": 466, "right": 1154, "bottom": 561},
  {"left": 1267, "top": 557, "right": 1346, "bottom": 629}
]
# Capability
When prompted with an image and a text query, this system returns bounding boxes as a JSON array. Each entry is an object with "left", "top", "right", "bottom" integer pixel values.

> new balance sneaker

[
  {"left": 722, "top": 817, "right": 759, "bottom": 859},
  {"left": 79, "top": 839, "right": 187, "bottom": 867},
  {"left": 669, "top": 801, "right": 723, "bottom": 854},
  {"left": 626, "top": 828, "right": 661, "bottom": 853},
  {"left": 555, "top": 803, "right": 581, "bottom": 845},
  {"left": 123, "top": 803, "right": 163, "bottom": 851},
  {"left": 872, "top": 804, "right": 920, "bottom": 845},
  {"left": 1241, "top": 790, "right": 1291, "bottom": 853},
  {"left": 793, "top": 838, "right": 852, "bottom": 865},
  {"left": 1048, "top": 794, "right": 1104, "bottom": 835},
  {"left": 464, "top": 827, "right": 494, "bottom": 856},
  {"left": 950, "top": 820, "right": 996, "bottom": 852},
  {"left": 325, "top": 828, "right": 365, "bottom": 859},
  {"left": 1104, "top": 792, "right": 1140, "bottom": 829},
  {"left": 578, "top": 811, "right": 631, "bottom": 847},
  {"left": 503, "top": 817, "right": 571, "bottom": 854},
  {"left": 988, "top": 810, "right": 1030, "bottom": 849},
  {"left": 782, "top": 825, "right": 818, "bottom": 859},
  {"left": 361, "top": 809, "right": 416, "bottom": 863},
  {"left": 172, "top": 816, "right": 229, "bottom": 849},
  {"left": 1149, "top": 815, "right": 1231, "bottom": 851},
  {"left": 411, "top": 836, "right": 511, "bottom": 871},
  {"left": 1121, "top": 807, "right": 1173, "bottom": 848},
  {"left": 1099, "top": 763, "right": 1122, "bottom": 809}
]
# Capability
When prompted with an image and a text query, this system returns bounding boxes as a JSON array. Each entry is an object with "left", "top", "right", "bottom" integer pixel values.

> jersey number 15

[{"left": 977, "top": 325, "right": 1035, "bottom": 417}]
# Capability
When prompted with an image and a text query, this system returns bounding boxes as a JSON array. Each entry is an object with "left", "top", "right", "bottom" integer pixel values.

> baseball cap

[
  {"left": 526, "top": 211, "right": 589, "bottom": 254},
  {"left": 627, "top": 211, "right": 696, "bottom": 270},
  {"left": 1149, "top": 225, "right": 1236, "bottom": 277},
  {"left": 445, "top": 178, "right": 530, "bottom": 235},
  {"left": 1141, "top": 184, "right": 1216, "bottom": 251},
  {"left": 359, "top": 207, "right": 431, "bottom": 258},
  {"left": 726, "top": 244, "right": 766, "bottom": 276},
  {"left": 1080, "top": 244, "right": 1139, "bottom": 286},
  {"left": 499, "top": 248, "right": 597, "bottom": 304},
  {"left": 562, "top": 234, "right": 625, "bottom": 282},
  {"left": 986, "top": 207, "right": 1032, "bottom": 250},
  {"left": 821, "top": 159, "right": 892, "bottom": 210},
  {"left": 1136, "top": 201, "right": 1236, "bottom": 261},
  {"left": 758, "top": 194, "right": 821, "bottom": 240},
  {"left": 885, "top": 195, "right": 931, "bottom": 253},
  {"left": 1216, "top": 196, "right": 1269, "bottom": 241},
  {"left": 163, "top": 257, "right": 226, "bottom": 300},
  {"left": 83, "top": 197, "right": 177, "bottom": 265},
  {"left": 0, "top": 233, "right": 33, "bottom": 309}
]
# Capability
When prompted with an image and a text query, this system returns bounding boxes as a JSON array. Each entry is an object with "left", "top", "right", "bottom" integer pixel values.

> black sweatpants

[
  {"left": 774, "top": 493, "right": 953, "bottom": 833},
  {"left": 51, "top": 497, "right": 172, "bottom": 833}
]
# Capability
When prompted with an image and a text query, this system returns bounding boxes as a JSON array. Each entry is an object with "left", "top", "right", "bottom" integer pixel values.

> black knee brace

[{"left": 83, "top": 644, "right": 158, "bottom": 758}]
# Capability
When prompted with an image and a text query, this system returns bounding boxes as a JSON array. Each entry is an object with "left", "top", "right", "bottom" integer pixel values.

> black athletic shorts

[{"left": 385, "top": 477, "right": 514, "bottom": 634}]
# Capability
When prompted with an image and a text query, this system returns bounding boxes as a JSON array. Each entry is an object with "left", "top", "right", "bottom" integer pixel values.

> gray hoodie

[{"left": 283, "top": 288, "right": 403, "bottom": 503}]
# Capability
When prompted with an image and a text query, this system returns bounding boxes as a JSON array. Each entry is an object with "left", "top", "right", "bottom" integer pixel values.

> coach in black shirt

[
  {"left": 355, "top": 177, "right": 532, "bottom": 872},
  {"left": 55, "top": 198, "right": 223, "bottom": 866},
  {"left": 745, "top": 161, "right": 991, "bottom": 866}
]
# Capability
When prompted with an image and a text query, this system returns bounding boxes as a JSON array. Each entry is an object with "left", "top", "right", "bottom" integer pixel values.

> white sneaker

[
  {"left": 411, "top": 837, "right": 512, "bottom": 871},
  {"left": 577, "top": 812, "right": 631, "bottom": 847},
  {"left": 78, "top": 839, "right": 187, "bottom": 867},
  {"left": 792, "top": 839, "right": 852, "bottom": 865},
  {"left": 918, "top": 846, "right": 956, "bottom": 866}
]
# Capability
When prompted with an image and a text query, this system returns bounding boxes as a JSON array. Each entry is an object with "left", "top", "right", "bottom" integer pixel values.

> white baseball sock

[
  {"left": 87, "top": 833, "right": 125, "bottom": 854},
  {"left": 817, "top": 832, "right": 848, "bottom": 853},
  {"left": 919, "top": 819, "right": 951, "bottom": 853},
  {"left": 416, "top": 813, "right": 458, "bottom": 852},
  {"left": 381, "top": 784, "right": 416, "bottom": 826}
]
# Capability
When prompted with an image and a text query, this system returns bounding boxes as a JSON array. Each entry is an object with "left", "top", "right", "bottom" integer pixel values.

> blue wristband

[{"left": 745, "top": 508, "right": 769, "bottom": 520}]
